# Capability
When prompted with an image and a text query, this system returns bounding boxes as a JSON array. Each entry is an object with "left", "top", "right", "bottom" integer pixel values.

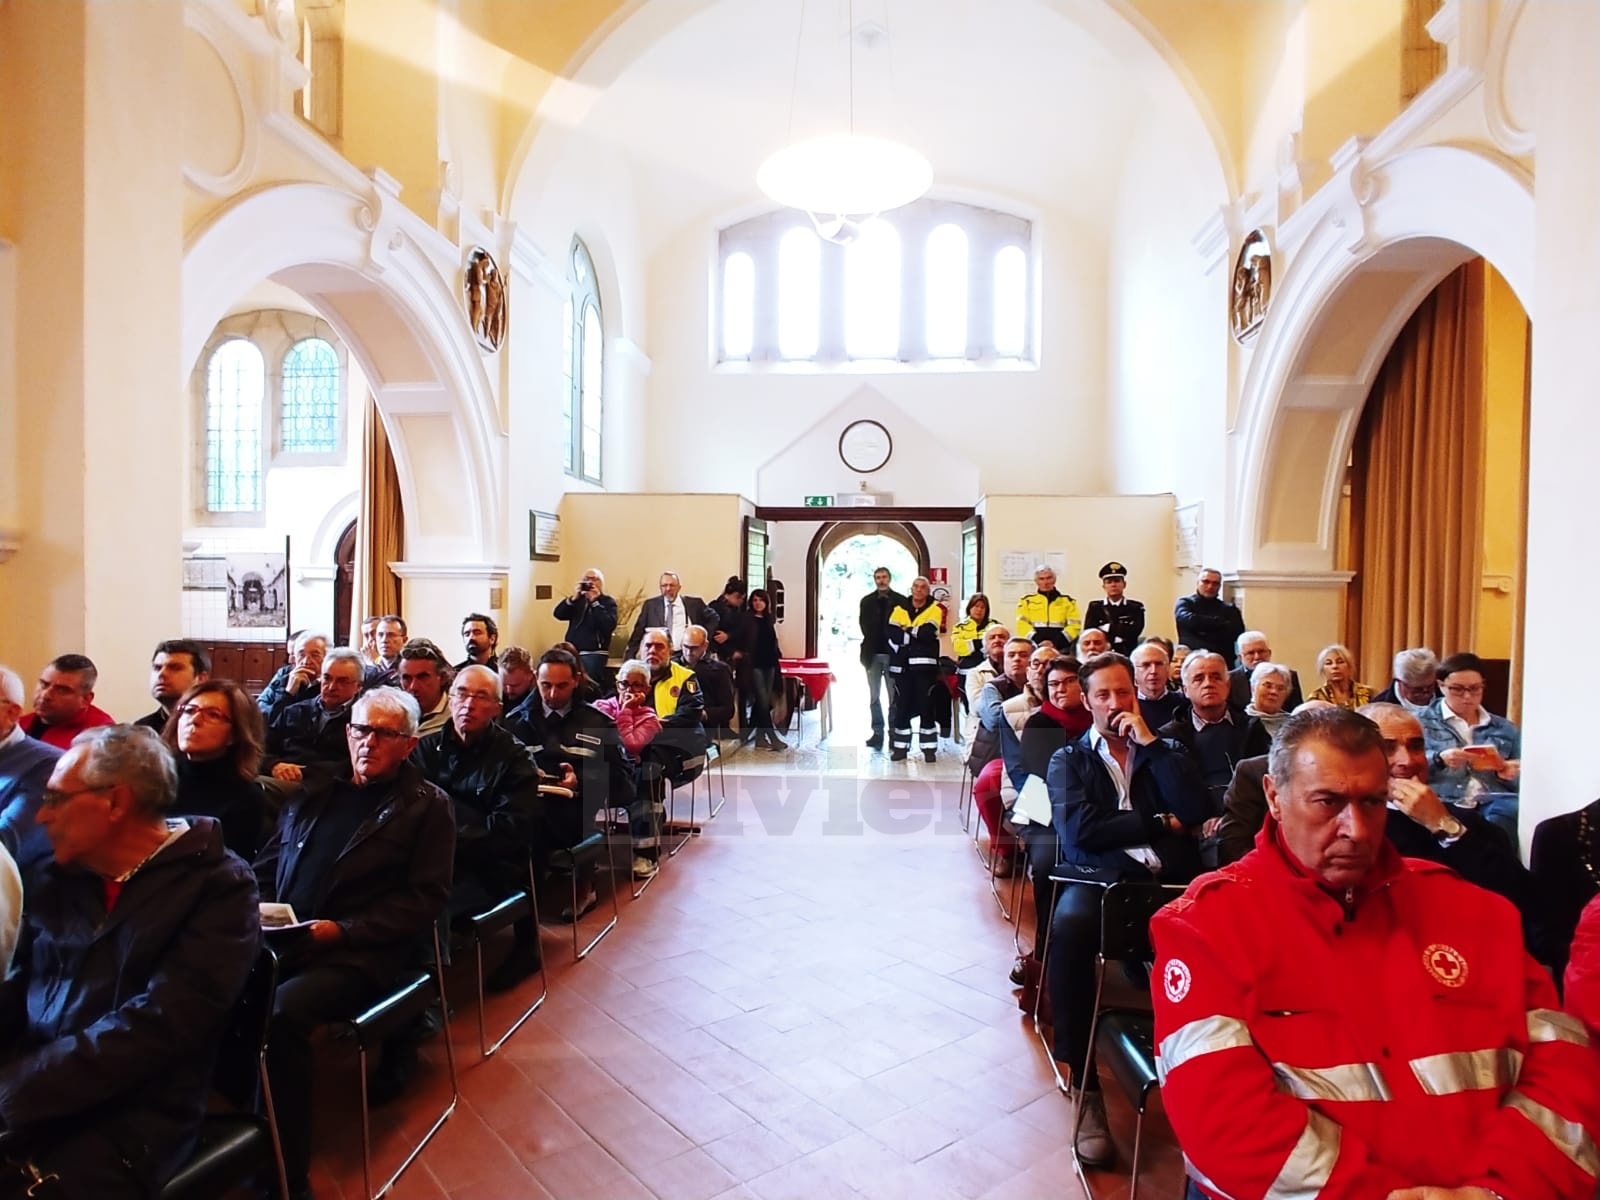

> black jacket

[
  {"left": 708, "top": 598, "right": 747, "bottom": 662},
  {"left": 411, "top": 722, "right": 539, "bottom": 880},
  {"left": 1372, "top": 680, "right": 1441, "bottom": 707},
  {"left": 1530, "top": 802, "right": 1600, "bottom": 975},
  {"left": 502, "top": 699, "right": 635, "bottom": 817},
  {"left": 625, "top": 595, "right": 718, "bottom": 658},
  {"left": 1228, "top": 665, "right": 1304, "bottom": 711},
  {"left": 740, "top": 611, "right": 782, "bottom": 669},
  {"left": 257, "top": 664, "right": 320, "bottom": 717},
  {"left": 0, "top": 817, "right": 259, "bottom": 1192},
  {"left": 254, "top": 762, "right": 455, "bottom": 986},
  {"left": 134, "top": 707, "right": 171, "bottom": 735},
  {"left": 264, "top": 695, "right": 352, "bottom": 779},
  {"left": 680, "top": 654, "right": 736, "bottom": 729},
  {"left": 858, "top": 588, "right": 907, "bottom": 665},
  {"left": 1173, "top": 594, "right": 1246, "bottom": 666},
  {"left": 554, "top": 591, "right": 619, "bottom": 653},
  {"left": 174, "top": 755, "right": 268, "bottom": 862},
  {"left": 1047, "top": 731, "right": 1210, "bottom": 882},
  {"left": 1158, "top": 709, "right": 1273, "bottom": 811},
  {"left": 1081, "top": 598, "right": 1146, "bottom": 657}
]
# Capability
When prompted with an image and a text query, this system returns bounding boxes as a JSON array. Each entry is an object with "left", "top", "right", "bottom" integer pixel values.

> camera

[{"left": 578, "top": 580, "right": 592, "bottom": 593}]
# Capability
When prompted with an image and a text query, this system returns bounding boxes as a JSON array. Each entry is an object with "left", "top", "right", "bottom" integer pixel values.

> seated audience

[
  {"left": 413, "top": 665, "right": 550, "bottom": 991},
  {"left": 1244, "top": 661, "right": 1294, "bottom": 738},
  {"left": 0, "top": 664, "right": 59, "bottom": 863},
  {"left": 740, "top": 588, "right": 785, "bottom": 751},
  {"left": 553, "top": 567, "right": 618, "bottom": 682},
  {"left": 1074, "top": 627, "right": 1110, "bottom": 658},
  {"left": 1169, "top": 642, "right": 1189, "bottom": 688},
  {"left": 1227, "top": 630, "right": 1304, "bottom": 710},
  {"left": 1530, "top": 798, "right": 1600, "bottom": 976},
  {"left": 958, "top": 624, "right": 1010, "bottom": 748},
  {"left": 23, "top": 653, "right": 114, "bottom": 749},
  {"left": 1418, "top": 651, "right": 1520, "bottom": 840},
  {"left": 634, "top": 629, "right": 706, "bottom": 877},
  {"left": 1133, "top": 639, "right": 1185, "bottom": 729},
  {"left": 1046, "top": 651, "right": 1210, "bottom": 1167},
  {"left": 397, "top": 637, "right": 453, "bottom": 737},
  {"left": 679, "top": 625, "right": 736, "bottom": 740},
  {"left": 256, "top": 687, "right": 455, "bottom": 1199},
  {"left": 627, "top": 571, "right": 719, "bottom": 657},
  {"left": 1308, "top": 641, "right": 1371, "bottom": 709},
  {"left": 258, "top": 631, "right": 330, "bottom": 715},
  {"left": 980, "top": 643, "right": 1060, "bottom": 875},
  {"left": 951, "top": 593, "right": 999, "bottom": 673},
  {"left": 548, "top": 641, "right": 604, "bottom": 707},
  {"left": 971, "top": 637, "right": 1032, "bottom": 772},
  {"left": 2, "top": 725, "right": 258, "bottom": 1198},
  {"left": 1153, "top": 706, "right": 1600, "bottom": 1200},
  {"left": 357, "top": 615, "right": 380, "bottom": 666},
  {"left": 1015, "top": 564, "right": 1080, "bottom": 651},
  {"left": 1158, "top": 650, "right": 1271, "bottom": 814},
  {"left": 367, "top": 614, "right": 407, "bottom": 685},
  {"left": 498, "top": 644, "right": 536, "bottom": 710},
  {"left": 164, "top": 680, "right": 269, "bottom": 862},
  {"left": 504, "top": 649, "right": 633, "bottom": 920},
  {"left": 1372, "top": 645, "right": 1441, "bottom": 712},
  {"left": 456, "top": 612, "right": 499, "bottom": 671},
  {"left": 1565, "top": 893, "right": 1600, "bottom": 1036},
  {"left": 263, "top": 646, "right": 365, "bottom": 784},
  {"left": 134, "top": 639, "right": 210, "bottom": 733},
  {"left": 593, "top": 661, "right": 663, "bottom": 757}
]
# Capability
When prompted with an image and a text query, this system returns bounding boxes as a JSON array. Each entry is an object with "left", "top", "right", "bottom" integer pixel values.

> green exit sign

[{"left": 804, "top": 495, "right": 831, "bottom": 507}]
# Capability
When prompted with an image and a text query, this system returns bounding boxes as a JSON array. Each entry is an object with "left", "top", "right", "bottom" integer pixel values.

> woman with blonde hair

[{"left": 1310, "top": 643, "right": 1372, "bottom": 710}]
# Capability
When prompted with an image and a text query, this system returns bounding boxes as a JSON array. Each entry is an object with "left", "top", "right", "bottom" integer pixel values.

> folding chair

[
  {"left": 1032, "top": 870, "right": 1111, "bottom": 1095},
  {"left": 1072, "top": 881, "right": 1186, "bottom": 1200},
  {"left": 339, "top": 928, "right": 459, "bottom": 1200},
  {"left": 162, "top": 945, "right": 288, "bottom": 1200},
  {"left": 462, "top": 857, "right": 548, "bottom": 1059},
  {"left": 547, "top": 783, "right": 623, "bottom": 960},
  {"left": 705, "top": 739, "right": 727, "bottom": 820}
]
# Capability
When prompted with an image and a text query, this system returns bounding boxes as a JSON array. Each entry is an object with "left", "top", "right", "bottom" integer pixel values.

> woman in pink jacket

[{"left": 592, "top": 659, "right": 661, "bottom": 758}]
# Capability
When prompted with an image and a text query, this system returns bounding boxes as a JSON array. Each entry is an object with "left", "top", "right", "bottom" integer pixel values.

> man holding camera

[{"left": 553, "top": 567, "right": 618, "bottom": 683}]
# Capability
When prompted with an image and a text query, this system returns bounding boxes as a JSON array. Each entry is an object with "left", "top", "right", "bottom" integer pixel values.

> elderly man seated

[
  {"left": 258, "top": 631, "right": 330, "bottom": 715},
  {"left": 0, "top": 664, "right": 59, "bottom": 864},
  {"left": 1374, "top": 645, "right": 1441, "bottom": 712},
  {"left": 22, "top": 654, "right": 114, "bottom": 749},
  {"left": 0, "top": 725, "right": 259, "bottom": 1198},
  {"left": 263, "top": 646, "right": 366, "bottom": 784},
  {"left": 679, "top": 625, "right": 736, "bottom": 740},
  {"left": 1154, "top": 707, "right": 1600, "bottom": 1200},
  {"left": 1132, "top": 639, "right": 1184, "bottom": 730},
  {"left": 1159, "top": 650, "right": 1271, "bottom": 818},
  {"left": 256, "top": 687, "right": 455, "bottom": 1200},
  {"left": 414, "top": 665, "right": 558, "bottom": 991},
  {"left": 1226, "top": 630, "right": 1304, "bottom": 710}
]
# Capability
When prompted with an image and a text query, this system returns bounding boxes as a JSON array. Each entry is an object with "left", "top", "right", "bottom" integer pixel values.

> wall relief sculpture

[
  {"left": 464, "top": 247, "right": 508, "bottom": 352},
  {"left": 1230, "top": 229, "right": 1272, "bottom": 344}
]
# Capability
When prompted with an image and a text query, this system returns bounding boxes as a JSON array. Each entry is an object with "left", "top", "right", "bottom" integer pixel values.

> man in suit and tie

[
  {"left": 626, "top": 571, "right": 719, "bottom": 658},
  {"left": 1226, "top": 630, "right": 1304, "bottom": 711}
]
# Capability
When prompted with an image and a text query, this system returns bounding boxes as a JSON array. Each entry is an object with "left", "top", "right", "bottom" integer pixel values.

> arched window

[
  {"left": 844, "top": 218, "right": 901, "bottom": 360},
  {"left": 993, "top": 245, "right": 1028, "bottom": 359},
  {"left": 565, "top": 238, "right": 603, "bottom": 484},
  {"left": 777, "top": 226, "right": 821, "bottom": 360},
  {"left": 722, "top": 251, "right": 755, "bottom": 359},
  {"left": 925, "top": 223, "right": 969, "bottom": 358},
  {"left": 205, "top": 339, "right": 265, "bottom": 513},
  {"left": 280, "top": 336, "right": 340, "bottom": 453}
]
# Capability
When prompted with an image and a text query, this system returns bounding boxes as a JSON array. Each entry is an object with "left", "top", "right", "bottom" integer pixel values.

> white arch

[
  {"left": 183, "top": 181, "right": 505, "bottom": 560},
  {"left": 1231, "top": 144, "right": 1534, "bottom": 571}
]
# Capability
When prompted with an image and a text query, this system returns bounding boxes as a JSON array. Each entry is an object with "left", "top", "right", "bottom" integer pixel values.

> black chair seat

[
  {"left": 468, "top": 891, "right": 530, "bottom": 938},
  {"left": 1096, "top": 1010, "right": 1160, "bottom": 1109},
  {"left": 550, "top": 831, "right": 606, "bottom": 869},
  {"left": 160, "top": 1116, "right": 271, "bottom": 1200},
  {"left": 345, "top": 972, "right": 434, "bottom": 1047}
]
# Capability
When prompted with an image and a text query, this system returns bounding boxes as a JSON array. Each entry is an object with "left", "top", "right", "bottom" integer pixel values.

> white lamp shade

[{"left": 757, "top": 133, "right": 933, "bottom": 218}]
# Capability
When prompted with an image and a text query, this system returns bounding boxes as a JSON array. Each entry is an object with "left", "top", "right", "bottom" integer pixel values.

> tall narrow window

[
  {"left": 280, "top": 337, "right": 340, "bottom": 452},
  {"left": 561, "top": 296, "right": 575, "bottom": 474},
  {"left": 566, "top": 238, "right": 603, "bottom": 483},
  {"left": 993, "top": 245, "right": 1028, "bottom": 359},
  {"left": 777, "top": 226, "right": 821, "bottom": 359},
  {"left": 844, "top": 218, "right": 901, "bottom": 359},
  {"left": 205, "top": 339, "right": 265, "bottom": 512},
  {"left": 926, "top": 223, "right": 969, "bottom": 357},
  {"left": 722, "top": 251, "right": 755, "bottom": 359}
]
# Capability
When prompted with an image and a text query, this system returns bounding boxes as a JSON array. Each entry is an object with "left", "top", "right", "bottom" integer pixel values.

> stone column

[{"left": 1226, "top": 571, "right": 1353, "bottom": 688}]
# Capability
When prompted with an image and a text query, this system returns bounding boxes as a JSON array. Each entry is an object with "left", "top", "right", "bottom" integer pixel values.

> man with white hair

[
  {"left": 1158, "top": 650, "right": 1271, "bottom": 814},
  {"left": 1132, "top": 640, "right": 1185, "bottom": 730},
  {"left": 1015, "top": 563, "right": 1081, "bottom": 652},
  {"left": 0, "top": 664, "right": 60, "bottom": 864},
  {"left": 554, "top": 567, "right": 619, "bottom": 682},
  {"left": 256, "top": 686, "right": 455, "bottom": 1198},
  {"left": 258, "top": 630, "right": 331, "bottom": 715},
  {"left": 626, "top": 571, "right": 719, "bottom": 657},
  {"left": 1226, "top": 630, "right": 1303, "bottom": 710},
  {"left": 1373, "top": 646, "right": 1442, "bottom": 713}
]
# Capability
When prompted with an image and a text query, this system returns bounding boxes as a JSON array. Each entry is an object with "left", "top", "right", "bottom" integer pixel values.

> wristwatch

[{"left": 1433, "top": 814, "right": 1467, "bottom": 842}]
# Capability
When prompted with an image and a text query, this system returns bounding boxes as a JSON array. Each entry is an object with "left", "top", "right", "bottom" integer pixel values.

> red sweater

[{"left": 22, "top": 704, "right": 115, "bottom": 750}]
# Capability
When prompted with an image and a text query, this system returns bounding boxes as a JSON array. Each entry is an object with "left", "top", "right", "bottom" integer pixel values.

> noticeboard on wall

[{"left": 529, "top": 510, "right": 560, "bottom": 562}]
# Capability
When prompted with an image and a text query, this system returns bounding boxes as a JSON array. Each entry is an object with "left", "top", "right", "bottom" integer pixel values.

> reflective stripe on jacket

[
  {"left": 888, "top": 601, "right": 942, "bottom": 674},
  {"left": 1153, "top": 821, "right": 1600, "bottom": 1200},
  {"left": 1014, "top": 592, "right": 1081, "bottom": 643}
]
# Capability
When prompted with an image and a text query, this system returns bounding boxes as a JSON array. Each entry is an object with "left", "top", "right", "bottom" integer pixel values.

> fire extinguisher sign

[{"left": 928, "top": 567, "right": 949, "bottom": 586}]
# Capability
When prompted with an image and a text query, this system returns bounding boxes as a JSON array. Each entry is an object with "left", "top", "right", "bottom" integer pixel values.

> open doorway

[{"left": 815, "top": 526, "right": 922, "bottom": 742}]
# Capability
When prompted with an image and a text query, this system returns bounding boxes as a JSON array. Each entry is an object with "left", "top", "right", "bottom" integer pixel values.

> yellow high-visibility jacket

[
  {"left": 887, "top": 600, "right": 942, "bottom": 674},
  {"left": 1015, "top": 591, "right": 1081, "bottom": 647}
]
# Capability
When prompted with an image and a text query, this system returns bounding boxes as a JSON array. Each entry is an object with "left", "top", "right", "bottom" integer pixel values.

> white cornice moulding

[
  {"left": 296, "top": 566, "right": 337, "bottom": 584},
  {"left": 1191, "top": 208, "right": 1230, "bottom": 274},
  {"left": 1227, "top": 569, "right": 1355, "bottom": 589},
  {"left": 509, "top": 228, "right": 568, "bottom": 298},
  {"left": 389, "top": 562, "right": 510, "bottom": 581}
]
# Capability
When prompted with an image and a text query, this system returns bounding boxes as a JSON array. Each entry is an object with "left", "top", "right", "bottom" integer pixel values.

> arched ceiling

[{"left": 514, "top": 0, "right": 1227, "bottom": 252}]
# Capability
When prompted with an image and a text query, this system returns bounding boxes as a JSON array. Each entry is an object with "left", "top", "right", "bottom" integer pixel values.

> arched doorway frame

[
  {"left": 1231, "top": 144, "right": 1533, "bottom": 575},
  {"left": 805, "top": 520, "right": 930, "bottom": 658}
]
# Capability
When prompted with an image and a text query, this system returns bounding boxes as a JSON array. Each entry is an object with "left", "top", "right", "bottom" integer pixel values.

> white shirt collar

[{"left": 0, "top": 724, "right": 24, "bottom": 754}]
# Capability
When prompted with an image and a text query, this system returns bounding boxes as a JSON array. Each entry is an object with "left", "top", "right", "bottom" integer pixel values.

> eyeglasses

[
  {"left": 177, "top": 703, "right": 233, "bottom": 726},
  {"left": 347, "top": 723, "right": 411, "bottom": 742},
  {"left": 450, "top": 690, "right": 499, "bottom": 706},
  {"left": 619, "top": 680, "right": 649, "bottom": 692},
  {"left": 41, "top": 784, "right": 113, "bottom": 808},
  {"left": 1443, "top": 684, "right": 1484, "bottom": 696}
]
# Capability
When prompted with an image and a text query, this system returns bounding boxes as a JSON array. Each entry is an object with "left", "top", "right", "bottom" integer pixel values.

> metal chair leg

[
  {"left": 473, "top": 870, "right": 548, "bottom": 1059},
  {"left": 1031, "top": 878, "right": 1072, "bottom": 1095},
  {"left": 987, "top": 827, "right": 1013, "bottom": 921},
  {"left": 707, "top": 743, "right": 726, "bottom": 819},
  {"left": 633, "top": 779, "right": 664, "bottom": 898},
  {"left": 572, "top": 845, "right": 620, "bottom": 961}
]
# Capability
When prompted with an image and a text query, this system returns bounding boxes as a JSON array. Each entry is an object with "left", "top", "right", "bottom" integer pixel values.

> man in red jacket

[{"left": 1153, "top": 706, "right": 1600, "bottom": 1200}]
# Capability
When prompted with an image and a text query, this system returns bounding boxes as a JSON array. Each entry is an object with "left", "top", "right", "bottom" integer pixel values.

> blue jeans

[
  {"left": 1478, "top": 791, "right": 1521, "bottom": 852},
  {"left": 865, "top": 653, "right": 892, "bottom": 737}
]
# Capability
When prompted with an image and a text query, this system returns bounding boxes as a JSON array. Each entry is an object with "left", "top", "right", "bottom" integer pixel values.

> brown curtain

[
  {"left": 1345, "top": 259, "right": 1486, "bottom": 685},
  {"left": 352, "top": 396, "right": 404, "bottom": 641}
]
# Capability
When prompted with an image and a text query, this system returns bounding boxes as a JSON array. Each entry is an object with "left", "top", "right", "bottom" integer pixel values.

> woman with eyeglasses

[
  {"left": 1418, "top": 651, "right": 1521, "bottom": 830},
  {"left": 1308, "top": 643, "right": 1372, "bottom": 710},
  {"left": 592, "top": 660, "right": 662, "bottom": 758},
  {"left": 162, "top": 679, "right": 269, "bottom": 860}
]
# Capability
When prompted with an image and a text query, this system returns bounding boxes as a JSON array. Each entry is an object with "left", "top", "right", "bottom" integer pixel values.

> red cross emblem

[
  {"left": 1163, "top": 959, "right": 1192, "bottom": 1003},
  {"left": 1423, "top": 943, "right": 1469, "bottom": 988}
]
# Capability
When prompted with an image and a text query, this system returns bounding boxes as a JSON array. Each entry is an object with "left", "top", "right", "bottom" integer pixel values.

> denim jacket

[{"left": 1418, "top": 700, "right": 1521, "bottom": 803}]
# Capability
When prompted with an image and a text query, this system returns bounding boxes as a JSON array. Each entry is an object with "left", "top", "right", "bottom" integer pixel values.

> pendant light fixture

[{"left": 756, "top": 0, "right": 932, "bottom": 244}]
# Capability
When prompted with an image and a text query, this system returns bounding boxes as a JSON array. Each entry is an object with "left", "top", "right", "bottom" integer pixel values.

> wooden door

[{"left": 333, "top": 520, "right": 357, "bottom": 645}]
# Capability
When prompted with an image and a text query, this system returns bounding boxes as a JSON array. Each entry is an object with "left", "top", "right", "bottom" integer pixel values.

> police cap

[{"left": 1098, "top": 562, "right": 1127, "bottom": 580}]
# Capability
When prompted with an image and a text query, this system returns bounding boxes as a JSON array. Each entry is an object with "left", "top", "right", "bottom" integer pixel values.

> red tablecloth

[{"left": 779, "top": 660, "right": 835, "bottom": 703}]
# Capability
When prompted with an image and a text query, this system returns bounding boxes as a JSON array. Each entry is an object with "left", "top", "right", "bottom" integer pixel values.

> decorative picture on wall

[
  {"left": 464, "top": 246, "right": 508, "bottom": 352},
  {"left": 226, "top": 554, "right": 288, "bottom": 628},
  {"left": 1230, "top": 229, "right": 1273, "bottom": 344}
]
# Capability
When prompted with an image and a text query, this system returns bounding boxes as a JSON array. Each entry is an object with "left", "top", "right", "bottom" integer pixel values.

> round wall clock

[{"left": 839, "top": 419, "right": 893, "bottom": 473}]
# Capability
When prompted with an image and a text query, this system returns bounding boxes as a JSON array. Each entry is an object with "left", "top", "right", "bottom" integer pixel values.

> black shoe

[
  {"left": 866, "top": 735, "right": 883, "bottom": 750},
  {"left": 923, "top": 749, "right": 936, "bottom": 763},
  {"left": 890, "top": 748, "right": 907, "bottom": 761},
  {"left": 1009, "top": 957, "right": 1028, "bottom": 986},
  {"left": 367, "top": 1040, "right": 419, "bottom": 1107},
  {"left": 485, "top": 941, "right": 542, "bottom": 994}
]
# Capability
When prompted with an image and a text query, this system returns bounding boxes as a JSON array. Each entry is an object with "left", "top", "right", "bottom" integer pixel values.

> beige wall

[{"left": 1475, "top": 263, "right": 1528, "bottom": 661}]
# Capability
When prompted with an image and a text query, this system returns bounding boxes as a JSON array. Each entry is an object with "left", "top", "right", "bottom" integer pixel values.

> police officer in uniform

[
  {"left": 1081, "top": 562, "right": 1146, "bottom": 657},
  {"left": 887, "top": 576, "right": 943, "bottom": 762},
  {"left": 1014, "top": 564, "right": 1081, "bottom": 651}
]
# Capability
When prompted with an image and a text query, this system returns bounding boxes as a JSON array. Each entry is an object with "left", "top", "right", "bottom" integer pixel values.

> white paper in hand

[
  {"left": 1013, "top": 774, "right": 1053, "bottom": 827},
  {"left": 259, "top": 902, "right": 300, "bottom": 928}
]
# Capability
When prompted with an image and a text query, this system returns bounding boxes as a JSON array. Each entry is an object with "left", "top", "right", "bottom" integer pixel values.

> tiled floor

[{"left": 301, "top": 737, "right": 1184, "bottom": 1199}]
